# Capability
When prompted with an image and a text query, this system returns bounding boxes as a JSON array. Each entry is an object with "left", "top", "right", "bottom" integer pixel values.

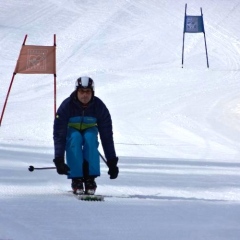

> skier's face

[{"left": 77, "top": 88, "right": 92, "bottom": 104}]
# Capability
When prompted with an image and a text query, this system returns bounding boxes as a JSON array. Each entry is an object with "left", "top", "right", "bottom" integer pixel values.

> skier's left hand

[{"left": 107, "top": 157, "right": 119, "bottom": 179}]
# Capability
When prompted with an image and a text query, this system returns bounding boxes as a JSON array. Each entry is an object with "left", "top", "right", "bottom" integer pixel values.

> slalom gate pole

[
  {"left": 182, "top": 33, "right": 185, "bottom": 68},
  {"left": 0, "top": 73, "right": 16, "bottom": 126},
  {"left": 201, "top": 8, "right": 209, "bottom": 68},
  {"left": 0, "top": 35, "right": 28, "bottom": 126},
  {"left": 53, "top": 34, "right": 57, "bottom": 117},
  {"left": 181, "top": 4, "right": 187, "bottom": 68}
]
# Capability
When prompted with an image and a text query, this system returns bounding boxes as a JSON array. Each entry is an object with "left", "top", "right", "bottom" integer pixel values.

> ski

[
  {"left": 76, "top": 194, "right": 104, "bottom": 201},
  {"left": 65, "top": 190, "right": 104, "bottom": 201}
]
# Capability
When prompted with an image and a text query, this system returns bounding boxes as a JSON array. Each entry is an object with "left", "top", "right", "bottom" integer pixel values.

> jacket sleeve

[
  {"left": 53, "top": 99, "right": 70, "bottom": 158},
  {"left": 97, "top": 100, "right": 117, "bottom": 161}
]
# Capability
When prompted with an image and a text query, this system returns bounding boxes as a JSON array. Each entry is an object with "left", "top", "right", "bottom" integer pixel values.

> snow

[{"left": 1, "top": 0, "right": 240, "bottom": 239}]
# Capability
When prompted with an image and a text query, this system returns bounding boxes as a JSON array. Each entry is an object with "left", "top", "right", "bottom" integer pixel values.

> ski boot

[
  {"left": 84, "top": 177, "right": 97, "bottom": 195},
  {"left": 71, "top": 178, "right": 84, "bottom": 195}
]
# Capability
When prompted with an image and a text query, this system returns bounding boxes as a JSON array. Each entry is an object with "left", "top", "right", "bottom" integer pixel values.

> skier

[{"left": 53, "top": 76, "right": 119, "bottom": 195}]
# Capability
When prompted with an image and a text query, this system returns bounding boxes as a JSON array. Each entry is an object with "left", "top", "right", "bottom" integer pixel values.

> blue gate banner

[{"left": 184, "top": 16, "right": 204, "bottom": 33}]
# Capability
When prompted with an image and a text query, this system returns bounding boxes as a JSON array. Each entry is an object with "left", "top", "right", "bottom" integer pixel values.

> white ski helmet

[{"left": 75, "top": 76, "right": 95, "bottom": 93}]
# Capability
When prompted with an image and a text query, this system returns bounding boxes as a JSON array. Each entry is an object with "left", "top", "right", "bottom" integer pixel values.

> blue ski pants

[{"left": 66, "top": 127, "right": 100, "bottom": 178}]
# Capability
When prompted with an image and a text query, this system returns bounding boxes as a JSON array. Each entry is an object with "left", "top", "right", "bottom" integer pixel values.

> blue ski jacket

[{"left": 53, "top": 91, "right": 117, "bottom": 161}]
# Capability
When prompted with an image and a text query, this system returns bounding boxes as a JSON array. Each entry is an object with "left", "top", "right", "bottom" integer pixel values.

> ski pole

[
  {"left": 28, "top": 165, "right": 56, "bottom": 172},
  {"left": 28, "top": 153, "right": 107, "bottom": 172},
  {"left": 99, "top": 152, "right": 107, "bottom": 165}
]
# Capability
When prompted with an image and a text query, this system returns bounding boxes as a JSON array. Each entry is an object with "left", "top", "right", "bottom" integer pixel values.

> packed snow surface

[{"left": 0, "top": 0, "right": 240, "bottom": 239}]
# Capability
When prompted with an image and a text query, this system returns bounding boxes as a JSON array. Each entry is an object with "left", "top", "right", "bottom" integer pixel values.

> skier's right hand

[{"left": 53, "top": 157, "right": 70, "bottom": 175}]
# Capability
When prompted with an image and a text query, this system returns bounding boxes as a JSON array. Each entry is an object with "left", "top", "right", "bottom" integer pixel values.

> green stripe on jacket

[{"left": 68, "top": 122, "right": 97, "bottom": 131}]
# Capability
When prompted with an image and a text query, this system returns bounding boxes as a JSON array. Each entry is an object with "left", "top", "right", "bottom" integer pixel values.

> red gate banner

[{"left": 14, "top": 45, "right": 56, "bottom": 74}]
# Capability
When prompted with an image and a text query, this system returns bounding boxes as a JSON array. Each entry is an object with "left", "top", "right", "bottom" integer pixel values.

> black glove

[
  {"left": 53, "top": 157, "right": 70, "bottom": 175},
  {"left": 107, "top": 157, "right": 119, "bottom": 179}
]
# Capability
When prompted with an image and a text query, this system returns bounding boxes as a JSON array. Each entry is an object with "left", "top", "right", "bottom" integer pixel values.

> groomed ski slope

[{"left": 0, "top": 0, "right": 240, "bottom": 239}]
